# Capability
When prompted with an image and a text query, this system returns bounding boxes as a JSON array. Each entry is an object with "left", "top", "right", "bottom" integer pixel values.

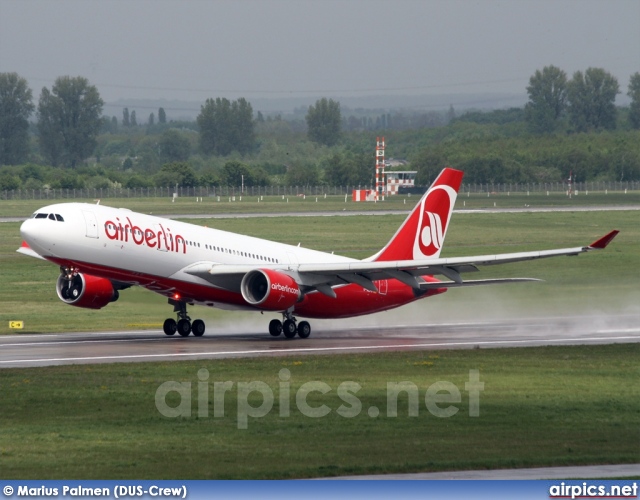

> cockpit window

[{"left": 32, "top": 212, "right": 64, "bottom": 221}]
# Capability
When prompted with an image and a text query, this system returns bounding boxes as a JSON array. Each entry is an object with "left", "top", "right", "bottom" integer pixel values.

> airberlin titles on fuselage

[{"left": 104, "top": 216, "right": 187, "bottom": 254}]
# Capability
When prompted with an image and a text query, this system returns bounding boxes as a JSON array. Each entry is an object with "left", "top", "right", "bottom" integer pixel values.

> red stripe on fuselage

[
  {"left": 296, "top": 277, "right": 446, "bottom": 319},
  {"left": 46, "top": 257, "right": 248, "bottom": 307},
  {"left": 45, "top": 257, "right": 446, "bottom": 319}
]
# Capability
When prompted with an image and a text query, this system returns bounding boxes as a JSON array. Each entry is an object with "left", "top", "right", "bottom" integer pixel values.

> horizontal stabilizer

[
  {"left": 419, "top": 278, "right": 542, "bottom": 289},
  {"left": 16, "top": 241, "right": 46, "bottom": 260}
]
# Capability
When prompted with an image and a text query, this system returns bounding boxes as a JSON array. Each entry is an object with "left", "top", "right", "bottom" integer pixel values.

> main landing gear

[
  {"left": 268, "top": 312, "right": 311, "bottom": 339},
  {"left": 161, "top": 301, "right": 310, "bottom": 339},
  {"left": 163, "top": 299, "right": 205, "bottom": 337}
]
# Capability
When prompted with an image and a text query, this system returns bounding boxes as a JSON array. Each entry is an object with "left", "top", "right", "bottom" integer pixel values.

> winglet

[{"left": 589, "top": 230, "right": 619, "bottom": 249}]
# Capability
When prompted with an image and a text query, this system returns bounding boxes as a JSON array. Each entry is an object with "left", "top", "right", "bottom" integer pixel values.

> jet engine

[
  {"left": 240, "top": 269, "right": 301, "bottom": 311},
  {"left": 56, "top": 272, "right": 119, "bottom": 309}
]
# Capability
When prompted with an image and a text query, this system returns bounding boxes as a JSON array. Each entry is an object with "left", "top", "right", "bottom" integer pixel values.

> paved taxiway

[
  {"left": 1, "top": 314, "right": 639, "bottom": 368},
  {"left": 3, "top": 204, "right": 640, "bottom": 224},
  {"left": 333, "top": 463, "right": 640, "bottom": 479},
  {"left": 169, "top": 204, "right": 640, "bottom": 219}
]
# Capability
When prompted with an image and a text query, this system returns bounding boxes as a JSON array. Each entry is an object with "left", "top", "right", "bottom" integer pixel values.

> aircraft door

[
  {"left": 287, "top": 252, "right": 299, "bottom": 270},
  {"left": 82, "top": 211, "right": 99, "bottom": 239},
  {"left": 154, "top": 224, "right": 168, "bottom": 251}
]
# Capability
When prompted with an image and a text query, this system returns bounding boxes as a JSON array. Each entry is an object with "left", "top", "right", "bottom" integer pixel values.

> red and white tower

[{"left": 375, "top": 136, "right": 385, "bottom": 201}]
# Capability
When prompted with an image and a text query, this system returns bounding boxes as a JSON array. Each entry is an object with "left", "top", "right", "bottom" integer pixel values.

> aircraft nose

[
  {"left": 20, "top": 218, "right": 36, "bottom": 243},
  {"left": 20, "top": 217, "right": 51, "bottom": 253},
  {"left": 19, "top": 216, "right": 59, "bottom": 258}
]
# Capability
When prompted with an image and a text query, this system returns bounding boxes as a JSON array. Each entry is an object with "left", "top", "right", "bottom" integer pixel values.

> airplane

[{"left": 17, "top": 168, "right": 619, "bottom": 339}]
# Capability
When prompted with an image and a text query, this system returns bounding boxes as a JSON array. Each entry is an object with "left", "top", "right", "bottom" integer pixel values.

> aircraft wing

[
  {"left": 181, "top": 263, "right": 253, "bottom": 293},
  {"left": 184, "top": 230, "right": 619, "bottom": 297}
]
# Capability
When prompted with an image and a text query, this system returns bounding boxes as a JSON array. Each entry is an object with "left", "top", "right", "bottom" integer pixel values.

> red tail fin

[{"left": 370, "top": 168, "right": 463, "bottom": 262}]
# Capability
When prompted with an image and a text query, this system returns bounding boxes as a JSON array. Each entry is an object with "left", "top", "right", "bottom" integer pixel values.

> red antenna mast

[{"left": 375, "top": 137, "right": 385, "bottom": 201}]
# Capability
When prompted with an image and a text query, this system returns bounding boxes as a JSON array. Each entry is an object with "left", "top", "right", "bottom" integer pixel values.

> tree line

[
  {"left": 0, "top": 74, "right": 345, "bottom": 168},
  {"left": 525, "top": 65, "right": 640, "bottom": 133},
  {"left": 1, "top": 67, "right": 640, "bottom": 192}
]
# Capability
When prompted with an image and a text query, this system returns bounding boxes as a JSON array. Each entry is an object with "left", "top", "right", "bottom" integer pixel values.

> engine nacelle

[
  {"left": 56, "top": 273, "right": 118, "bottom": 310},
  {"left": 240, "top": 269, "right": 301, "bottom": 311}
]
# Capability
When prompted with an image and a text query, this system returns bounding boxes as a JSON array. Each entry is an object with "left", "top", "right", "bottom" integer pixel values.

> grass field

[
  {"left": 0, "top": 344, "right": 638, "bottom": 479},
  {"left": 0, "top": 203, "right": 638, "bottom": 479},
  {"left": 1, "top": 189, "right": 640, "bottom": 218}
]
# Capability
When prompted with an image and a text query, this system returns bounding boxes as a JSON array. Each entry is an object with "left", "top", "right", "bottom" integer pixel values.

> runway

[{"left": 1, "top": 314, "right": 639, "bottom": 368}]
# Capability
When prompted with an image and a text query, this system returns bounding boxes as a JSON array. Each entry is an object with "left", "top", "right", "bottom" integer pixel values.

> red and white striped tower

[{"left": 375, "top": 136, "right": 385, "bottom": 201}]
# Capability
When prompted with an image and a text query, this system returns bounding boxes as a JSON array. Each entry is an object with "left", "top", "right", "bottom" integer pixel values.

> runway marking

[
  {"left": 0, "top": 330, "right": 156, "bottom": 340},
  {"left": 1, "top": 334, "right": 638, "bottom": 365},
  {"left": 0, "top": 337, "right": 164, "bottom": 347},
  {"left": 0, "top": 328, "right": 561, "bottom": 347},
  {"left": 596, "top": 327, "right": 640, "bottom": 334}
]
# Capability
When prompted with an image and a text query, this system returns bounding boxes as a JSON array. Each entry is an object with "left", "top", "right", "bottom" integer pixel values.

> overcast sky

[{"left": 1, "top": 0, "right": 638, "bottom": 105}]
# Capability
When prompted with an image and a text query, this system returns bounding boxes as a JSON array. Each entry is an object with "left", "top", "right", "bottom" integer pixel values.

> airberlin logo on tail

[
  {"left": 413, "top": 185, "right": 457, "bottom": 259},
  {"left": 420, "top": 211, "right": 444, "bottom": 250}
]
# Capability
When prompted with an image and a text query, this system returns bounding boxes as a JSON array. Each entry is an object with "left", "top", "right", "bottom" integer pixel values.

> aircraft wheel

[
  {"left": 269, "top": 319, "right": 283, "bottom": 337},
  {"left": 177, "top": 319, "right": 191, "bottom": 337},
  {"left": 192, "top": 319, "right": 205, "bottom": 337},
  {"left": 163, "top": 318, "right": 177, "bottom": 336},
  {"left": 297, "top": 321, "right": 311, "bottom": 339},
  {"left": 283, "top": 319, "right": 297, "bottom": 339}
]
